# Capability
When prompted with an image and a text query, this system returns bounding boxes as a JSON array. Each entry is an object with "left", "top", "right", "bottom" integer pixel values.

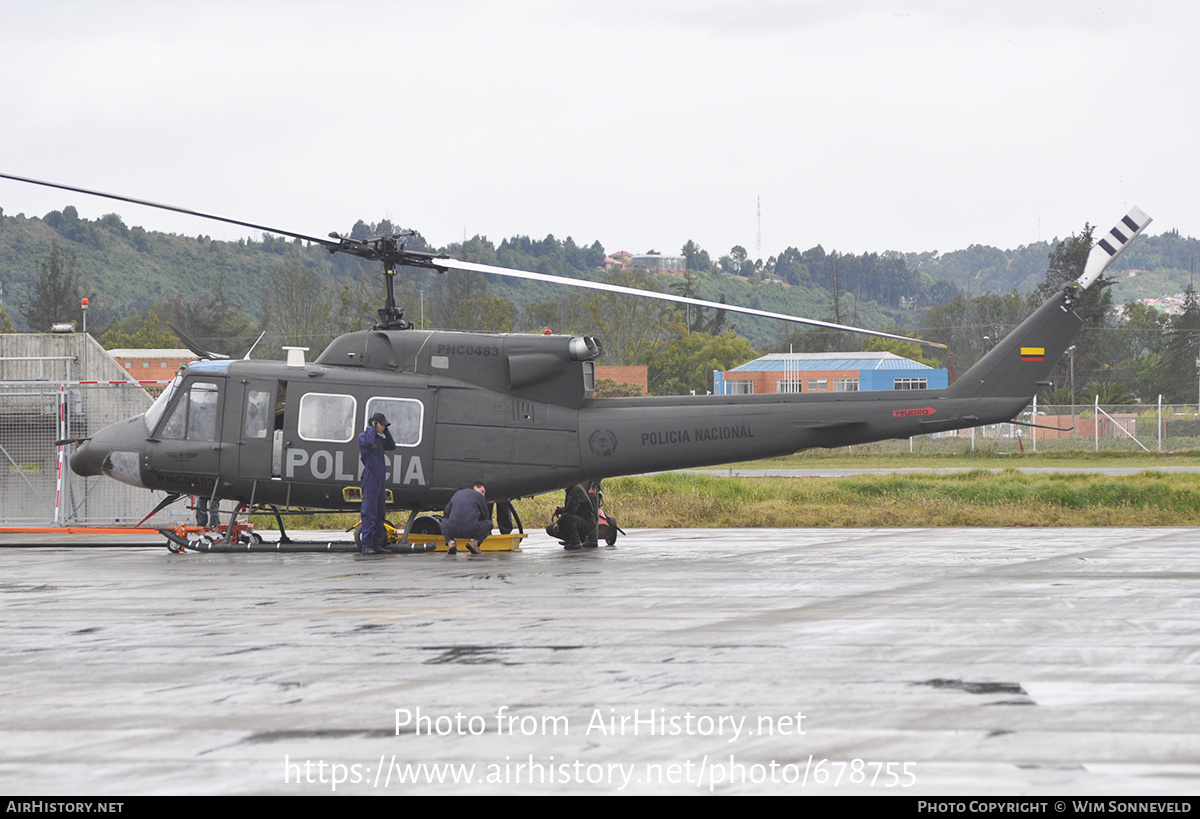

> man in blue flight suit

[{"left": 358, "top": 411, "right": 396, "bottom": 555}]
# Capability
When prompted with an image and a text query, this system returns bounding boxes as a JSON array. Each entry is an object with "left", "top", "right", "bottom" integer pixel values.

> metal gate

[{"left": 0, "top": 382, "right": 188, "bottom": 526}]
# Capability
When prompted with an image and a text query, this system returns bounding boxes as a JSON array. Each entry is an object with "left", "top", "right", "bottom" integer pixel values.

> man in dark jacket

[
  {"left": 442, "top": 481, "right": 491, "bottom": 555},
  {"left": 547, "top": 481, "right": 599, "bottom": 550},
  {"left": 358, "top": 412, "right": 396, "bottom": 554}
]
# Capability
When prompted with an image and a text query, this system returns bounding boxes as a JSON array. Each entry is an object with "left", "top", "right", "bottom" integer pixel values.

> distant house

[
  {"left": 603, "top": 251, "right": 633, "bottom": 273},
  {"left": 629, "top": 253, "right": 686, "bottom": 274},
  {"left": 714, "top": 352, "right": 948, "bottom": 395}
]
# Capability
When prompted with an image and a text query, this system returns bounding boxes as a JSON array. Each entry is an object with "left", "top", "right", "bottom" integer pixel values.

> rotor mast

[{"left": 323, "top": 229, "right": 448, "bottom": 330}]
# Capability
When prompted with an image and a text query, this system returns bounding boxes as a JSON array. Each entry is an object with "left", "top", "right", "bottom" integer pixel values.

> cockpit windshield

[{"left": 144, "top": 374, "right": 182, "bottom": 433}]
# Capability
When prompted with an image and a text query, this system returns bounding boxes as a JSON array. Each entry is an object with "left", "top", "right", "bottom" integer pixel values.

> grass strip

[{"left": 251, "top": 469, "right": 1200, "bottom": 530}]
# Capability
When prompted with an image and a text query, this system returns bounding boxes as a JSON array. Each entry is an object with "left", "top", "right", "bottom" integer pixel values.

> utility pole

[{"left": 756, "top": 196, "right": 762, "bottom": 262}]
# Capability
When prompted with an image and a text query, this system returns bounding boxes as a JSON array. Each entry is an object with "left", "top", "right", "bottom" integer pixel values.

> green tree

[
  {"left": 649, "top": 329, "right": 757, "bottom": 396},
  {"left": 1080, "top": 381, "right": 1136, "bottom": 405},
  {"left": 670, "top": 268, "right": 727, "bottom": 335},
  {"left": 1036, "top": 225, "right": 1107, "bottom": 319},
  {"left": 265, "top": 259, "right": 342, "bottom": 354},
  {"left": 170, "top": 252, "right": 262, "bottom": 356},
  {"left": 1108, "top": 301, "right": 1170, "bottom": 400},
  {"left": 593, "top": 378, "right": 644, "bottom": 398},
  {"left": 43, "top": 206, "right": 101, "bottom": 249},
  {"left": 1033, "top": 224, "right": 1120, "bottom": 389},
  {"left": 100, "top": 303, "right": 178, "bottom": 349},
  {"left": 773, "top": 247, "right": 811, "bottom": 286},
  {"left": 1037, "top": 383, "right": 1075, "bottom": 405},
  {"left": 919, "top": 290, "right": 1034, "bottom": 372},
  {"left": 860, "top": 335, "right": 941, "bottom": 368},
  {"left": 573, "top": 270, "right": 675, "bottom": 365},
  {"left": 681, "top": 240, "right": 712, "bottom": 274},
  {"left": 430, "top": 269, "right": 516, "bottom": 333},
  {"left": 20, "top": 242, "right": 85, "bottom": 331},
  {"left": 1158, "top": 282, "right": 1200, "bottom": 402},
  {"left": 776, "top": 323, "right": 857, "bottom": 355},
  {"left": 521, "top": 298, "right": 562, "bottom": 333},
  {"left": 0, "top": 307, "right": 14, "bottom": 333},
  {"left": 728, "top": 245, "right": 748, "bottom": 275}
]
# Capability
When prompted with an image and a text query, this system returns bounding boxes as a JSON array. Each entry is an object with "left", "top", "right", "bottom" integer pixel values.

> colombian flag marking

[{"left": 1020, "top": 346, "right": 1045, "bottom": 362}]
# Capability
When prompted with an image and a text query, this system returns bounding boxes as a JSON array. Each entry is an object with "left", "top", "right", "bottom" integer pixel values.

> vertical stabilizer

[
  {"left": 945, "top": 289, "right": 1082, "bottom": 399},
  {"left": 950, "top": 205, "right": 1153, "bottom": 400}
]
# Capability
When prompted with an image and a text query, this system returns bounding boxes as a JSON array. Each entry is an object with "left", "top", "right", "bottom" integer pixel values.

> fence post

[
  {"left": 1032, "top": 395, "right": 1038, "bottom": 452},
  {"left": 54, "top": 386, "right": 65, "bottom": 524}
]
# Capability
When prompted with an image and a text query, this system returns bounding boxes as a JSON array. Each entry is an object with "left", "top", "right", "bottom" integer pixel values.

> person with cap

[
  {"left": 441, "top": 481, "right": 491, "bottom": 555},
  {"left": 357, "top": 411, "right": 396, "bottom": 554}
]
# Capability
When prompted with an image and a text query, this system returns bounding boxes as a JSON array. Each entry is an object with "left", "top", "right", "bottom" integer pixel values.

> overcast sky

[{"left": 1, "top": 0, "right": 1195, "bottom": 262}]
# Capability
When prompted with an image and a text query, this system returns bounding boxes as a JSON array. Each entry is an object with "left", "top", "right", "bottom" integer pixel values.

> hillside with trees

[{"left": 2, "top": 200, "right": 1197, "bottom": 399}]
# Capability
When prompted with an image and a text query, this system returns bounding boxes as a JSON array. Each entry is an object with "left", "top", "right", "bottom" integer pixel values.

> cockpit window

[
  {"left": 187, "top": 383, "right": 219, "bottom": 441},
  {"left": 159, "top": 381, "right": 220, "bottom": 442},
  {"left": 145, "top": 375, "right": 181, "bottom": 433}
]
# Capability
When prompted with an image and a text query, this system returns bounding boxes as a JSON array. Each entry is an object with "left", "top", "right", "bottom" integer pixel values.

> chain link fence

[
  {"left": 858, "top": 399, "right": 1200, "bottom": 456},
  {"left": 0, "top": 381, "right": 189, "bottom": 526}
]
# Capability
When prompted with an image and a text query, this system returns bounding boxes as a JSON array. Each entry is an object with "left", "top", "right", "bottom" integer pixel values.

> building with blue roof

[{"left": 713, "top": 352, "right": 948, "bottom": 395}]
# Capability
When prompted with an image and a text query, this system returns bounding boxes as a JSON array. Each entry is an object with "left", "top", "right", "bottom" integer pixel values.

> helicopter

[{"left": 0, "top": 173, "right": 1151, "bottom": 551}]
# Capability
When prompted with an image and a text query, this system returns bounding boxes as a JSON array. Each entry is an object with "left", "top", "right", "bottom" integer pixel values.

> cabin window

[
  {"left": 160, "top": 381, "right": 219, "bottom": 442},
  {"left": 243, "top": 388, "right": 272, "bottom": 439},
  {"left": 364, "top": 397, "right": 423, "bottom": 447},
  {"left": 298, "top": 393, "right": 357, "bottom": 442}
]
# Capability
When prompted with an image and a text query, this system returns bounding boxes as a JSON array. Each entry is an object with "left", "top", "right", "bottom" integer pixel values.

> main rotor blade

[
  {"left": 0, "top": 170, "right": 943, "bottom": 347},
  {"left": 439, "top": 258, "right": 947, "bottom": 349},
  {"left": 0, "top": 171, "right": 336, "bottom": 249}
]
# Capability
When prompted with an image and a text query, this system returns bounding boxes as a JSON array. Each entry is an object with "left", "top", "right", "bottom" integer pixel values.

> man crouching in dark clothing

[
  {"left": 546, "top": 481, "right": 599, "bottom": 551},
  {"left": 442, "top": 481, "right": 491, "bottom": 555}
]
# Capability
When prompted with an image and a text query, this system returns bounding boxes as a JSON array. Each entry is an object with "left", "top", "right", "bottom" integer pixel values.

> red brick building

[
  {"left": 106, "top": 348, "right": 198, "bottom": 384},
  {"left": 596, "top": 364, "right": 648, "bottom": 395}
]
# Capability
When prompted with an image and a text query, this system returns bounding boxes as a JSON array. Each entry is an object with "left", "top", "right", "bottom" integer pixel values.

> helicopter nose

[
  {"left": 70, "top": 440, "right": 103, "bottom": 477},
  {"left": 70, "top": 417, "right": 146, "bottom": 488}
]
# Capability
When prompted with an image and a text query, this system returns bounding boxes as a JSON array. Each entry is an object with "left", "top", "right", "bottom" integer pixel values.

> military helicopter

[{"left": 0, "top": 173, "right": 1151, "bottom": 551}]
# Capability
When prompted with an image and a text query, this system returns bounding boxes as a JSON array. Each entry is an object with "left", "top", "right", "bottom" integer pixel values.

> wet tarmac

[
  {"left": 693, "top": 467, "right": 1200, "bottom": 477},
  {"left": 1, "top": 527, "right": 1198, "bottom": 795}
]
